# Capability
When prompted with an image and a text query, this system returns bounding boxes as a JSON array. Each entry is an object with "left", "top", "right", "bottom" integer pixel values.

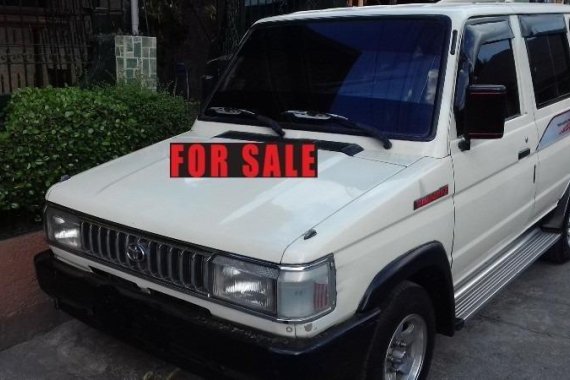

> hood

[{"left": 48, "top": 134, "right": 412, "bottom": 263}]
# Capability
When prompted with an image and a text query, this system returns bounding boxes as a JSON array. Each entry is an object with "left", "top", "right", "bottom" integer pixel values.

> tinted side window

[
  {"left": 526, "top": 33, "right": 570, "bottom": 107},
  {"left": 472, "top": 39, "right": 520, "bottom": 118}
]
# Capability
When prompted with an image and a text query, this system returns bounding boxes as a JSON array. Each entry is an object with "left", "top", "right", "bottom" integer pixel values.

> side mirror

[{"left": 459, "top": 84, "right": 507, "bottom": 151}]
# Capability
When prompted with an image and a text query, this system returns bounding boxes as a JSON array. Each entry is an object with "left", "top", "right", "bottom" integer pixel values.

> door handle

[{"left": 518, "top": 148, "right": 531, "bottom": 160}]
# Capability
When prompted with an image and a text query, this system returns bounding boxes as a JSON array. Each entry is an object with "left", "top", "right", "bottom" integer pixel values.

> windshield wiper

[
  {"left": 282, "top": 110, "right": 392, "bottom": 149},
  {"left": 208, "top": 107, "right": 285, "bottom": 138}
]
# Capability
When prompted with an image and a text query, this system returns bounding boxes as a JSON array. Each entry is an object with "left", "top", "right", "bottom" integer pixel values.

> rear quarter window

[{"left": 523, "top": 23, "right": 570, "bottom": 107}]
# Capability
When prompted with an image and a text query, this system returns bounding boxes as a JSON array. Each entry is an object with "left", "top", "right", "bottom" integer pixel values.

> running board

[{"left": 454, "top": 228, "right": 560, "bottom": 321}]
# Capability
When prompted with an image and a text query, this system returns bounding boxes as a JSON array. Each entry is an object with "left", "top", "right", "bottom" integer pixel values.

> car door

[
  {"left": 450, "top": 17, "right": 538, "bottom": 285},
  {"left": 519, "top": 14, "right": 570, "bottom": 221}
]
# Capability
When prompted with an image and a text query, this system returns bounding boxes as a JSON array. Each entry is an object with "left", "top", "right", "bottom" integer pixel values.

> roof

[{"left": 256, "top": 2, "right": 570, "bottom": 25}]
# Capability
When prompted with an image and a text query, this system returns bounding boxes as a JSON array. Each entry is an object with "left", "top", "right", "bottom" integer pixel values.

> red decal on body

[{"left": 414, "top": 185, "right": 449, "bottom": 210}]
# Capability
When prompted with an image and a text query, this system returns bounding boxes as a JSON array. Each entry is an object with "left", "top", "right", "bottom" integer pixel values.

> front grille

[{"left": 80, "top": 221, "right": 211, "bottom": 293}]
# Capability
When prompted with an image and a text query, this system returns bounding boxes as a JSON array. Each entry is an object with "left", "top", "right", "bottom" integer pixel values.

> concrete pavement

[
  {"left": 0, "top": 259, "right": 569, "bottom": 379},
  {"left": 430, "top": 258, "right": 570, "bottom": 379}
]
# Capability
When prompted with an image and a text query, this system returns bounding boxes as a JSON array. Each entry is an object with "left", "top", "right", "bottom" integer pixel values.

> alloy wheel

[{"left": 384, "top": 314, "right": 427, "bottom": 380}]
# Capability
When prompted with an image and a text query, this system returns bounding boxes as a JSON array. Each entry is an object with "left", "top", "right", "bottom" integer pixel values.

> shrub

[{"left": 0, "top": 85, "right": 197, "bottom": 214}]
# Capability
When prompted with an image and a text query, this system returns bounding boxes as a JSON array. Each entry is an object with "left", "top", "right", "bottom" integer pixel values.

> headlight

[
  {"left": 209, "top": 255, "right": 336, "bottom": 320},
  {"left": 211, "top": 256, "right": 279, "bottom": 314},
  {"left": 45, "top": 207, "right": 82, "bottom": 250}
]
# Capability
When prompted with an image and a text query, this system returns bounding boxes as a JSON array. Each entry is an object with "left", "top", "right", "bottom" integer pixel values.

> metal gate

[
  {"left": 0, "top": 0, "right": 126, "bottom": 96},
  {"left": 243, "top": 0, "right": 344, "bottom": 26},
  {"left": 216, "top": 0, "right": 345, "bottom": 56}
]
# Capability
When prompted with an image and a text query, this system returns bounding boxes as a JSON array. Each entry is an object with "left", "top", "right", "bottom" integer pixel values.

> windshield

[{"left": 204, "top": 16, "right": 450, "bottom": 140}]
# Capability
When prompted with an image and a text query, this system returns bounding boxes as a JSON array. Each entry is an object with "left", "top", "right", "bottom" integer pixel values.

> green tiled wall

[{"left": 115, "top": 35, "right": 157, "bottom": 89}]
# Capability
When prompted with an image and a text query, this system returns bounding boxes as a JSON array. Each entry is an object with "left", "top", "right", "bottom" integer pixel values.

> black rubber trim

[
  {"left": 215, "top": 130, "right": 364, "bottom": 156},
  {"left": 357, "top": 242, "right": 455, "bottom": 336},
  {"left": 463, "top": 17, "right": 514, "bottom": 67},
  {"left": 450, "top": 29, "right": 458, "bottom": 55},
  {"left": 542, "top": 184, "right": 570, "bottom": 231},
  {"left": 519, "top": 14, "right": 566, "bottom": 38},
  {"left": 35, "top": 250, "right": 379, "bottom": 380},
  {"left": 518, "top": 148, "right": 531, "bottom": 160},
  {"left": 454, "top": 318, "right": 465, "bottom": 331}
]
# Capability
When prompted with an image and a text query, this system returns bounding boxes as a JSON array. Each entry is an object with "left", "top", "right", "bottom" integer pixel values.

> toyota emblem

[{"left": 126, "top": 240, "right": 148, "bottom": 263}]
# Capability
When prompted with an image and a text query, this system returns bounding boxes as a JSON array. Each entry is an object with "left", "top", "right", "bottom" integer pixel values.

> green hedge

[{"left": 0, "top": 85, "right": 197, "bottom": 214}]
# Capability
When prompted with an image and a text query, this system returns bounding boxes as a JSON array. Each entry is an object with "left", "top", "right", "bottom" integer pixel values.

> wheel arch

[{"left": 357, "top": 241, "right": 456, "bottom": 336}]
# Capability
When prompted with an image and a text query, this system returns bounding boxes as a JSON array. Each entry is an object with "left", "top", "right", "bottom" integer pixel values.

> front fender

[{"left": 358, "top": 242, "right": 456, "bottom": 336}]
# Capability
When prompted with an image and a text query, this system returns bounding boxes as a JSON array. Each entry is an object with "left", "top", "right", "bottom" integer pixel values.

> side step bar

[{"left": 455, "top": 228, "right": 560, "bottom": 321}]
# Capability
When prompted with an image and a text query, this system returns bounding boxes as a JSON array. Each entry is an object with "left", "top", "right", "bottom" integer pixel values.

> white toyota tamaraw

[{"left": 36, "top": 2, "right": 570, "bottom": 379}]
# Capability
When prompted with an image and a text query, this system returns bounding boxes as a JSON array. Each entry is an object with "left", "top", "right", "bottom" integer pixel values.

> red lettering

[
  {"left": 188, "top": 144, "right": 206, "bottom": 177},
  {"left": 284, "top": 144, "right": 298, "bottom": 177},
  {"left": 263, "top": 145, "right": 281, "bottom": 177},
  {"left": 210, "top": 144, "right": 228, "bottom": 177},
  {"left": 170, "top": 144, "right": 185, "bottom": 177},
  {"left": 242, "top": 144, "right": 260, "bottom": 177},
  {"left": 171, "top": 142, "right": 317, "bottom": 178},
  {"left": 301, "top": 144, "right": 316, "bottom": 177}
]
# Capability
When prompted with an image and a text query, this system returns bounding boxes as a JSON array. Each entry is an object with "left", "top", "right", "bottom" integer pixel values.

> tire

[
  {"left": 544, "top": 200, "right": 570, "bottom": 264},
  {"left": 365, "top": 281, "right": 436, "bottom": 380}
]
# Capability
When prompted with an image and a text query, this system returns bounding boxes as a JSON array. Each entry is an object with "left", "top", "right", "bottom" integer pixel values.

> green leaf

[{"left": 0, "top": 85, "right": 198, "bottom": 216}]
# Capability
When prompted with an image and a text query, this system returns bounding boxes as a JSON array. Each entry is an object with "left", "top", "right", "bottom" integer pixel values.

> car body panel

[{"left": 47, "top": 131, "right": 408, "bottom": 264}]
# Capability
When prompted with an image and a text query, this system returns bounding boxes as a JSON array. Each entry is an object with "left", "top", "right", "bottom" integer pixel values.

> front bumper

[{"left": 35, "top": 250, "right": 379, "bottom": 380}]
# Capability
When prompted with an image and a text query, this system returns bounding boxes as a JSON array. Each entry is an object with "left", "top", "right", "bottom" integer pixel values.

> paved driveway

[{"left": 1, "top": 259, "right": 569, "bottom": 380}]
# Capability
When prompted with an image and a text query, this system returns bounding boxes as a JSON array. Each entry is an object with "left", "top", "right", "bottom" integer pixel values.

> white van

[{"left": 36, "top": 2, "right": 570, "bottom": 379}]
